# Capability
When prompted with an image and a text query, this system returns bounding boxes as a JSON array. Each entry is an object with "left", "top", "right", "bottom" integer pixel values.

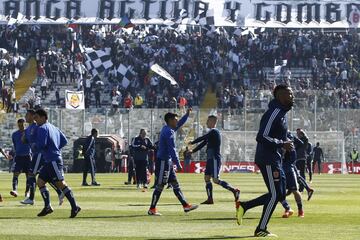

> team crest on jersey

[{"left": 273, "top": 171, "right": 279, "bottom": 179}]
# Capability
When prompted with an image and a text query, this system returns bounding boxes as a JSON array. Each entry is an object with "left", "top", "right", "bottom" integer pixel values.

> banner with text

[{"left": 0, "top": 0, "right": 359, "bottom": 28}]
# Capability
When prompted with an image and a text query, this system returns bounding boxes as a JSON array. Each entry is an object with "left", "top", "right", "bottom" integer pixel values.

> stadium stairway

[{"left": 14, "top": 58, "right": 37, "bottom": 101}]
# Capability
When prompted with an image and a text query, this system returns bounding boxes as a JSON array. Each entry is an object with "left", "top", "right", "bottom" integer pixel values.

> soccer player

[
  {"left": 10, "top": 119, "right": 32, "bottom": 198},
  {"left": 131, "top": 129, "right": 154, "bottom": 189},
  {"left": 190, "top": 115, "right": 240, "bottom": 204},
  {"left": 34, "top": 109, "right": 80, "bottom": 218},
  {"left": 148, "top": 109, "right": 198, "bottom": 216},
  {"left": 82, "top": 128, "right": 100, "bottom": 186},
  {"left": 295, "top": 128, "right": 309, "bottom": 192},
  {"left": 306, "top": 141, "right": 313, "bottom": 183},
  {"left": 236, "top": 84, "right": 294, "bottom": 237},
  {"left": 21, "top": 109, "right": 64, "bottom": 205},
  {"left": 281, "top": 132, "right": 305, "bottom": 218}
]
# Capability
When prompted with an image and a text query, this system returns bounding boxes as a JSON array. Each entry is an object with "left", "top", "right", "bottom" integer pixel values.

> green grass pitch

[{"left": 0, "top": 172, "right": 359, "bottom": 240}]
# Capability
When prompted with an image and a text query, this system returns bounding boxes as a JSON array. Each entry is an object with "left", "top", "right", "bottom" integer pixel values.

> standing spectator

[
  {"left": 183, "top": 147, "right": 192, "bottom": 173},
  {"left": 82, "top": 128, "right": 100, "bottom": 186},
  {"left": 94, "top": 88, "right": 101, "bottom": 108},
  {"left": 41, "top": 78, "right": 48, "bottom": 98},
  {"left": 312, "top": 142, "right": 324, "bottom": 175},
  {"left": 2, "top": 87, "right": 8, "bottom": 109},
  {"left": 84, "top": 76, "right": 92, "bottom": 99},
  {"left": 113, "top": 144, "right": 122, "bottom": 173},
  {"left": 55, "top": 88, "right": 60, "bottom": 106},
  {"left": 124, "top": 93, "right": 133, "bottom": 109},
  {"left": 34, "top": 95, "right": 41, "bottom": 109},
  {"left": 134, "top": 94, "right": 143, "bottom": 108},
  {"left": 131, "top": 129, "right": 153, "bottom": 189}
]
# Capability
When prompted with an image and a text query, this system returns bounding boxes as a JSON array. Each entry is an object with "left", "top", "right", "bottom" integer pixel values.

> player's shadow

[
  {"left": 125, "top": 203, "right": 180, "bottom": 207},
  {"left": 78, "top": 214, "right": 144, "bottom": 219},
  {"left": 186, "top": 217, "right": 235, "bottom": 221},
  {"left": 147, "top": 236, "right": 254, "bottom": 240}
]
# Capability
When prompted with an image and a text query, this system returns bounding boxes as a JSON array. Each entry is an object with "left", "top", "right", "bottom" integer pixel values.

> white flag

[
  {"left": 65, "top": 90, "right": 85, "bottom": 110},
  {"left": 150, "top": 64, "right": 177, "bottom": 85}
]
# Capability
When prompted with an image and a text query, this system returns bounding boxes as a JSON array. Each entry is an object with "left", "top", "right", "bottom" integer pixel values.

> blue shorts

[
  {"left": 285, "top": 167, "right": 299, "bottom": 191},
  {"left": 205, "top": 158, "right": 221, "bottom": 178},
  {"left": 13, "top": 155, "right": 31, "bottom": 173},
  {"left": 38, "top": 161, "right": 64, "bottom": 183},
  {"left": 155, "top": 159, "right": 177, "bottom": 185},
  {"left": 29, "top": 153, "right": 44, "bottom": 174}
]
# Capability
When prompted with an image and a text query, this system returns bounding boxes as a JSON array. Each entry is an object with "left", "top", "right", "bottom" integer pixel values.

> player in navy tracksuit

[
  {"left": 295, "top": 128, "right": 309, "bottom": 192},
  {"left": 148, "top": 109, "right": 198, "bottom": 216},
  {"left": 280, "top": 132, "right": 305, "bottom": 218},
  {"left": 306, "top": 141, "right": 313, "bottom": 182},
  {"left": 82, "top": 129, "right": 100, "bottom": 186},
  {"left": 10, "top": 119, "right": 32, "bottom": 198},
  {"left": 236, "top": 85, "right": 294, "bottom": 237},
  {"left": 34, "top": 109, "right": 81, "bottom": 218},
  {"left": 21, "top": 109, "right": 64, "bottom": 205},
  {"left": 190, "top": 115, "right": 240, "bottom": 204},
  {"left": 131, "top": 129, "right": 154, "bottom": 189}
]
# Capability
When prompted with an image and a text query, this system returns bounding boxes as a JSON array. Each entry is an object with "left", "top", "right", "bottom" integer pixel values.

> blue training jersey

[
  {"left": 35, "top": 122, "right": 68, "bottom": 163},
  {"left": 12, "top": 130, "right": 31, "bottom": 156},
  {"left": 192, "top": 128, "right": 221, "bottom": 161},
  {"left": 25, "top": 123, "right": 38, "bottom": 154},
  {"left": 156, "top": 112, "right": 189, "bottom": 167}
]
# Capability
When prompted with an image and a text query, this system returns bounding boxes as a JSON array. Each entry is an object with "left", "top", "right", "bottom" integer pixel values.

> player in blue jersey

[
  {"left": 148, "top": 108, "right": 198, "bottom": 216},
  {"left": 190, "top": 115, "right": 240, "bottom": 204},
  {"left": 236, "top": 85, "right": 294, "bottom": 237},
  {"left": 10, "top": 119, "right": 32, "bottom": 198},
  {"left": 280, "top": 132, "right": 305, "bottom": 218},
  {"left": 34, "top": 109, "right": 80, "bottom": 218},
  {"left": 20, "top": 109, "right": 64, "bottom": 205}
]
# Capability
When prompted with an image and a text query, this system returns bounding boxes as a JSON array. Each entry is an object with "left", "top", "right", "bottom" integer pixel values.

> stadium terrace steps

[{"left": 14, "top": 58, "right": 38, "bottom": 101}]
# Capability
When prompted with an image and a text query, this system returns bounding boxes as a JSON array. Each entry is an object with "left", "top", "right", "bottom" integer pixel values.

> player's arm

[
  {"left": 192, "top": 140, "right": 207, "bottom": 153},
  {"left": 166, "top": 130, "right": 181, "bottom": 169},
  {"left": 174, "top": 108, "right": 191, "bottom": 131},
  {"left": 146, "top": 138, "right": 155, "bottom": 150},
  {"left": 59, "top": 129, "right": 68, "bottom": 149},
  {"left": 12, "top": 133, "right": 16, "bottom": 152},
  {"left": 191, "top": 130, "right": 211, "bottom": 145}
]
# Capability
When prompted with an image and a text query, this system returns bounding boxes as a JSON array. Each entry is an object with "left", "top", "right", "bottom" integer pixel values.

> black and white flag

[
  {"left": 195, "top": 9, "right": 215, "bottom": 26},
  {"left": 84, "top": 48, "right": 113, "bottom": 76},
  {"left": 117, "top": 64, "right": 134, "bottom": 88}
]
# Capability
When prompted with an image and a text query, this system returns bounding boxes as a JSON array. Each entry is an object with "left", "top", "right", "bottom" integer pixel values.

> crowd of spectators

[{"left": 0, "top": 24, "right": 359, "bottom": 111}]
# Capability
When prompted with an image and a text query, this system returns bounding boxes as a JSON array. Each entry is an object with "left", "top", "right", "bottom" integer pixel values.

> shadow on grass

[
  {"left": 78, "top": 214, "right": 145, "bottom": 219},
  {"left": 147, "top": 236, "right": 254, "bottom": 240},
  {"left": 126, "top": 203, "right": 180, "bottom": 207}
]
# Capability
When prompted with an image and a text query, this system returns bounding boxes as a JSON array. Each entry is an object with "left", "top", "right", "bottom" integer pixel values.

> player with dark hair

[
  {"left": 306, "top": 141, "right": 313, "bottom": 183},
  {"left": 10, "top": 118, "right": 31, "bottom": 198},
  {"left": 21, "top": 109, "right": 64, "bottom": 205},
  {"left": 295, "top": 128, "right": 309, "bottom": 192},
  {"left": 82, "top": 128, "right": 100, "bottom": 186},
  {"left": 190, "top": 115, "right": 240, "bottom": 204},
  {"left": 236, "top": 84, "right": 294, "bottom": 237},
  {"left": 148, "top": 108, "right": 198, "bottom": 216},
  {"left": 34, "top": 109, "right": 80, "bottom": 218},
  {"left": 313, "top": 142, "right": 324, "bottom": 174}
]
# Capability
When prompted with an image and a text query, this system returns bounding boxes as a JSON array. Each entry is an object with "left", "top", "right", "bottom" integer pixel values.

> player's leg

[
  {"left": 26, "top": 153, "right": 42, "bottom": 202},
  {"left": 148, "top": 160, "right": 168, "bottom": 215},
  {"left": 82, "top": 157, "right": 90, "bottom": 186},
  {"left": 254, "top": 164, "right": 285, "bottom": 237},
  {"left": 23, "top": 156, "right": 31, "bottom": 198},
  {"left": 213, "top": 159, "right": 240, "bottom": 201},
  {"left": 294, "top": 165, "right": 314, "bottom": 201},
  {"left": 52, "top": 161, "right": 81, "bottom": 218},
  {"left": 169, "top": 169, "right": 198, "bottom": 213},
  {"left": 201, "top": 174, "right": 214, "bottom": 204},
  {"left": 90, "top": 156, "right": 99, "bottom": 185},
  {"left": 307, "top": 159, "right": 313, "bottom": 183},
  {"left": 296, "top": 160, "right": 306, "bottom": 192},
  {"left": 317, "top": 160, "right": 321, "bottom": 174},
  {"left": 37, "top": 164, "right": 53, "bottom": 217},
  {"left": 134, "top": 159, "right": 142, "bottom": 188},
  {"left": 10, "top": 172, "right": 20, "bottom": 197}
]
